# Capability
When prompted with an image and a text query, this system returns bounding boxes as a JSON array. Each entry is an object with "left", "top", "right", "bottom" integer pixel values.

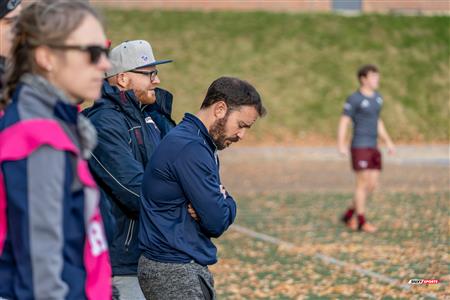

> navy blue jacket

[
  {"left": 0, "top": 75, "right": 111, "bottom": 300},
  {"left": 139, "top": 113, "right": 237, "bottom": 266},
  {"left": 85, "top": 81, "right": 172, "bottom": 276},
  {"left": 143, "top": 88, "right": 176, "bottom": 137}
]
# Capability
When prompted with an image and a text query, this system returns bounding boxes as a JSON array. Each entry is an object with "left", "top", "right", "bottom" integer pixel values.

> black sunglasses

[
  {"left": 47, "top": 44, "right": 110, "bottom": 64},
  {"left": 129, "top": 69, "right": 159, "bottom": 82}
]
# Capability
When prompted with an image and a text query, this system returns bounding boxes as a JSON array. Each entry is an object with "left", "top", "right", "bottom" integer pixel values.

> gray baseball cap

[
  {"left": 105, "top": 40, "right": 172, "bottom": 78},
  {"left": 0, "top": 0, "right": 21, "bottom": 19}
]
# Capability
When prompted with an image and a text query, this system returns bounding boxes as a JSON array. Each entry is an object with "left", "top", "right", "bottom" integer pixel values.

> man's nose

[
  {"left": 152, "top": 75, "right": 161, "bottom": 85},
  {"left": 237, "top": 128, "right": 246, "bottom": 140}
]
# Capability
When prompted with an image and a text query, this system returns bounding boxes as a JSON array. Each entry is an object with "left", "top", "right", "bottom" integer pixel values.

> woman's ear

[
  {"left": 214, "top": 100, "right": 228, "bottom": 119},
  {"left": 34, "top": 46, "right": 54, "bottom": 72}
]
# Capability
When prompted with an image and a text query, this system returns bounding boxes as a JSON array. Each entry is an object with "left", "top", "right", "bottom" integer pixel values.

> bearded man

[
  {"left": 85, "top": 40, "right": 175, "bottom": 300},
  {"left": 137, "top": 76, "right": 266, "bottom": 300}
]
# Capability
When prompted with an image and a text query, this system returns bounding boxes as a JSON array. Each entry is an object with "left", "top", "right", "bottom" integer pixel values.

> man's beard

[
  {"left": 134, "top": 88, "right": 156, "bottom": 105},
  {"left": 209, "top": 115, "right": 239, "bottom": 150}
]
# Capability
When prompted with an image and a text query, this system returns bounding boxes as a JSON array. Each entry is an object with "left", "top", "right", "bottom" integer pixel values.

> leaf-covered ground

[{"left": 210, "top": 192, "right": 449, "bottom": 299}]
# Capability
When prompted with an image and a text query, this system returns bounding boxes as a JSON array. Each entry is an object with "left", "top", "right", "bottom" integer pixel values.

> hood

[{"left": 85, "top": 80, "right": 142, "bottom": 122}]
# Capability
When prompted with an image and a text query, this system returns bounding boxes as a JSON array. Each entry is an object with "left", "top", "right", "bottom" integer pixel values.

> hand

[
  {"left": 387, "top": 142, "right": 396, "bottom": 155},
  {"left": 338, "top": 145, "right": 349, "bottom": 157},
  {"left": 187, "top": 203, "right": 200, "bottom": 221},
  {"left": 220, "top": 185, "right": 227, "bottom": 199}
]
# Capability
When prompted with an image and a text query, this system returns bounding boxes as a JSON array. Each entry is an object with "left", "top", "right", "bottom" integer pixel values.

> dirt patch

[{"left": 219, "top": 146, "right": 449, "bottom": 195}]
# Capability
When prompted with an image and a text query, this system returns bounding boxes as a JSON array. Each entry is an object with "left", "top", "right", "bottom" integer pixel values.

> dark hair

[
  {"left": 357, "top": 64, "right": 379, "bottom": 82},
  {"left": 1, "top": 0, "right": 101, "bottom": 109},
  {"left": 201, "top": 76, "right": 266, "bottom": 117}
]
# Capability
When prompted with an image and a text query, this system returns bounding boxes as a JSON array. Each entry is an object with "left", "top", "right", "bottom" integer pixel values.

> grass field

[
  {"left": 210, "top": 192, "right": 449, "bottom": 299},
  {"left": 96, "top": 10, "right": 450, "bottom": 299},
  {"left": 99, "top": 9, "right": 450, "bottom": 296},
  {"left": 206, "top": 146, "right": 449, "bottom": 299},
  {"left": 103, "top": 9, "right": 449, "bottom": 143}
]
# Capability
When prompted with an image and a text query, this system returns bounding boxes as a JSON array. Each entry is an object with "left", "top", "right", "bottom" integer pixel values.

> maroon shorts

[{"left": 351, "top": 148, "right": 382, "bottom": 171}]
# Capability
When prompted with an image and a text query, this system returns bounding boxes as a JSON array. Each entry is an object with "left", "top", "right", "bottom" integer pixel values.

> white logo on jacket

[
  {"left": 145, "top": 116, "right": 156, "bottom": 125},
  {"left": 88, "top": 221, "right": 108, "bottom": 256}
]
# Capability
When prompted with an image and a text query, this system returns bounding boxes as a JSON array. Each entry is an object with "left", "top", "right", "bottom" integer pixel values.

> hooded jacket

[
  {"left": 85, "top": 81, "right": 174, "bottom": 276},
  {"left": 143, "top": 88, "right": 176, "bottom": 137},
  {"left": 0, "top": 74, "right": 111, "bottom": 300}
]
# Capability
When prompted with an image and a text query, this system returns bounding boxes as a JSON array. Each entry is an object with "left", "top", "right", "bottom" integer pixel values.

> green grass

[
  {"left": 103, "top": 10, "right": 449, "bottom": 143},
  {"left": 210, "top": 192, "right": 448, "bottom": 298}
]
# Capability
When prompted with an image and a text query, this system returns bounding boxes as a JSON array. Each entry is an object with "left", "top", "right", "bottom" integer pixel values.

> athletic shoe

[
  {"left": 341, "top": 215, "right": 358, "bottom": 231},
  {"left": 359, "top": 222, "right": 377, "bottom": 233}
]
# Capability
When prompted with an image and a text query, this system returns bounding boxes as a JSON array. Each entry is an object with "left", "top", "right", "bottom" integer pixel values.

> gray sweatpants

[
  {"left": 113, "top": 276, "right": 145, "bottom": 300},
  {"left": 137, "top": 255, "right": 215, "bottom": 300}
]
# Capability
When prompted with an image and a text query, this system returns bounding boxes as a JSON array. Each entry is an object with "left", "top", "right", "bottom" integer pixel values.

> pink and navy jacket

[{"left": 0, "top": 75, "right": 112, "bottom": 300}]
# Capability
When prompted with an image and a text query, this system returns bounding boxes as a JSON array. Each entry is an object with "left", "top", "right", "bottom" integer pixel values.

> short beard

[
  {"left": 209, "top": 114, "right": 239, "bottom": 150},
  {"left": 134, "top": 88, "right": 156, "bottom": 105}
]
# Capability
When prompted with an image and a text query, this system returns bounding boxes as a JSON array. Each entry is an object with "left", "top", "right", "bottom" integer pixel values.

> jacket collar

[
  {"left": 20, "top": 74, "right": 78, "bottom": 124},
  {"left": 183, "top": 113, "right": 217, "bottom": 152},
  {"left": 19, "top": 73, "right": 97, "bottom": 159},
  {"left": 101, "top": 80, "right": 140, "bottom": 108},
  {"left": 21, "top": 73, "right": 72, "bottom": 106},
  {"left": 154, "top": 88, "right": 173, "bottom": 115},
  {"left": 141, "top": 88, "right": 173, "bottom": 116},
  {"left": 97, "top": 80, "right": 143, "bottom": 121}
]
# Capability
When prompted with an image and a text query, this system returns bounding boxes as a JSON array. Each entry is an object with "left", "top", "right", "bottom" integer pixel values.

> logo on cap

[{"left": 7, "top": 0, "right": 20, "bottom": 10}]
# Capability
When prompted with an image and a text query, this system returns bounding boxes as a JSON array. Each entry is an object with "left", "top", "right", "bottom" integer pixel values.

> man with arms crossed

[
  {"left": 138, "top": 77, "right": 266, "bottom": 299},
  {"left": 338, "top": 64, "right": 395, "bottom": 233}
]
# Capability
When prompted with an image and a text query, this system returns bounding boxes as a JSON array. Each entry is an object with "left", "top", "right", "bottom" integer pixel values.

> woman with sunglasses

[{"left": 0, "top": 1, "right": 112, "bottom": 299}]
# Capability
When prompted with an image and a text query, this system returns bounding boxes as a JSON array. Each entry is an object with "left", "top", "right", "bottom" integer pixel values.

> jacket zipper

[
  {"left": 140, "top": 104, "right": 149, "bottom": 112},
  {"left": 124, "top": 219, "right": 135, "bottom": 251}
]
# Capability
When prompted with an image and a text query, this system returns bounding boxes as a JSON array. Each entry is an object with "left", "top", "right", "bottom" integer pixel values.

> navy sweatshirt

[{"left": 139, "top": 113, "right": 237, "bottom": 266}]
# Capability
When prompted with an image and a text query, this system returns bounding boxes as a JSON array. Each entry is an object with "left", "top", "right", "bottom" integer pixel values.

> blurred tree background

[{"left": 101, "top": 10, "right": 449, "bottom": 144}]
